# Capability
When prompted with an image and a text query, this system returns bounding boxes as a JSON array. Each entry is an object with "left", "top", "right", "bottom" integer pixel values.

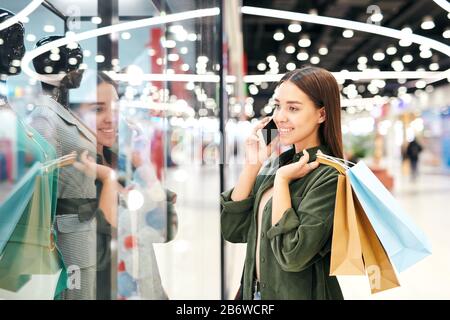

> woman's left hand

[{"left": 275, "top": 149, "right": 319, "bottom": 183}]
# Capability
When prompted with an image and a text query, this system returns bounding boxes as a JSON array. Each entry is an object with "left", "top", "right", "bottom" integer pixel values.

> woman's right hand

[
  {"left": 244, "top": 117, "right": 279, "bottom": 167},
  {"left": 73, "top": 150, "right": 114, "bottom": 182}
]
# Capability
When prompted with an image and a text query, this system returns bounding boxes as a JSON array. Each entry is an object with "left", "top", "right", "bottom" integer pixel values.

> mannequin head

[
  {"left": 32, "top": 35, "right": 84, "bottom": 106},
  {"left": 0, "top": 9, "right": 26, "bottom": 76},
  {"left": 33, "top": 35, "right": 84, "bottom": 91}
]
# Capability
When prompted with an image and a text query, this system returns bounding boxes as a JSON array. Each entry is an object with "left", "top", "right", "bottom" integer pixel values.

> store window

[{"left": 0, "top": 0, "right": 224, "bottom": 300}]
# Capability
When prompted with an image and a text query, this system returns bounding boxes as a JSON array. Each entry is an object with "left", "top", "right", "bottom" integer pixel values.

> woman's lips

[
  {"left": 99, "top": 128, "right": 114, "bottom": 133},
  {"left": 98, "top": 128, "right": 116, "bottom": 139},
  {"left": 278, "top": 128, "right": 293, "bottom": 136}
]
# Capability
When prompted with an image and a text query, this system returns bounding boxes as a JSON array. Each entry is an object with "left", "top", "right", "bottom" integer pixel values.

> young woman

[{"left": 221, "top": 66, "right": 344, "bottom": 300}]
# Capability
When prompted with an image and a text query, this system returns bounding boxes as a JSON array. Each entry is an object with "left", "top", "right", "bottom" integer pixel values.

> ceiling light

[
  {"left": 296, "top": 51, "right": 309, "bottom": 61},
  {"left": 298, "top": 36, "right": 311, "bottom": 47},
  {"left": 249, "top": 84, "right": 259, "bottom": 95},
  {"left": 285, "top": 44, "right": 295, "bottom": 54},
  {"left": 318, "top": 46, "right": 328, "bottom": 55},
  {"left": 357, "top": 64, "right": 367, "bottom": 71},
  {"left": 342, "top": 29, "right": 354, "bottom": 38},
  {"left": 95, "top": 55, "right": 105, "bottom": 63},
  {"left": 443, "top": 29, "right": 450, "bottom": 38},
  {"left": 162, "top": 39, "right": 176, "bottom": 48},
  {"left": 257, "top": 62, "right": 267, "bottom": 71},
  {"left": 429, "top": 62, "right": 439, "bottom": 71},
  {"left": 269, "top": 61, "right": 279, "bottom": 69},
  {"left": 415, "top": 80, "right": 426, "bottom": 89},
  {"left": 398, "top": 86, "right": 407, "bottom": 95},
  {"left": 421, "top": 16, "right": 435, "bottom": 30},
  {"left": 386, "top": 46, "right": 397, "bottom": 55},
  {"left": 121, "top": 32, "right": 131, "bottom": 40},
  {"left": 43, "top": 25, "right": 55, "bottom": 33},
  {"left": 370, "top": 12, "right": 383, "bottom": 23},
  {"left": 288, "top": 22, "right": 302, "bottom": 33},
  {"left": 239, "top": 6, "right": 449, "bottom": 88},
  {"left": 391, "top": 60, "right": 404, "bottom": 72},
  {"left": 420, "top": 50, "right": 432, "bottom": 59},
  {"left": 168, "top": 53, "right": 179, "bottom": 61},
  {"left": 273, "top": 29, "right": 285, "bottom": 41},
  {"left": 181, "top": 63, "right": 189, "bottom": 71},
  {"left": 401, "top": 27, "right": 413, "bottom": 33},
  {"left": 358, "top": 56, "right": 368, "bottom": 64},
  {"left": 266, "top": 55, "right": 276, "bottom": 63},
  {"left": 402, "top": 54, "right": 413, "bottom": 63},
  {"left": 91, "top": 16, "right": 102, "bottom": 25},
  {"left": 310, "top": 55, "right": 320, "bottom": 64},
  {"left": 187, "top": 33, "right": 197, "bottom": 41},
  {"left": 198, "top": 55, "right": 209, "bottom": 64},
  {"left": 373, "top": 51, "right": 385, "bottom": 61},
  {"left": 399, "top": 27, "right": 413, "bottom": 47},
  {"left": 399, "top": 39, "right": 412, "bottom": 47},
  {"left": 26, "top": 34, "right": 36, "bottom": 42},
  {"left": 286, "top": 62, "right": 296, "bottom": 71}
]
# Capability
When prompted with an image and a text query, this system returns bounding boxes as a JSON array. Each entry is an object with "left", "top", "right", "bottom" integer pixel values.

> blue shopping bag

[
  {"left": 347, "top": 161, "right": 432, "bottom": 272},
  {"left": 0, "top": 163, "right": 40, "bottom": 254}
]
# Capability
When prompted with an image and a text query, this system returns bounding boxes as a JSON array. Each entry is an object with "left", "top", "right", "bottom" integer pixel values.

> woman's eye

[
  {"left": 274, "top": 104, "right": 280, "bottom": 110},
  {"left": 289, "top": 106, "right": 298, "bottom": 111}
]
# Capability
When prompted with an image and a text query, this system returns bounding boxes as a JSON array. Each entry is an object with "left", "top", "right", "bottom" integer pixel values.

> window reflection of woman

[
  {"left": 75, "top": 72, "right": 119, "bottom": 300},
  {"left": 76, "top": 73, "right": 120, "bottom": 228}
]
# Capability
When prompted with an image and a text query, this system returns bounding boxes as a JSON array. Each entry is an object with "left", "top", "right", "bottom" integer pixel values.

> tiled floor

[{"left": 153, "top": 162, "right": 450, "bottom": 299}]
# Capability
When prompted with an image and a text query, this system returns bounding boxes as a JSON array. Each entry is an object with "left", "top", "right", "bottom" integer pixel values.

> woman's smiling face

[
  {"left": 95, "top": 82, "right": 118, "bottom": 148},
  {"left": 272, "top": 80, "right": 325, "bottom": 151}
]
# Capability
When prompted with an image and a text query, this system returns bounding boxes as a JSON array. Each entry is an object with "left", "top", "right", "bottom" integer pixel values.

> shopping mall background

[{"left": 0, "top": 0, "right": 449, "bottom": 299}]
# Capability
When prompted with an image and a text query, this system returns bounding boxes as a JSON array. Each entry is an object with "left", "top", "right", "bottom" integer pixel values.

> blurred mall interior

[{"left": 0, "top": 0, "right": 449, "bottom": 300}]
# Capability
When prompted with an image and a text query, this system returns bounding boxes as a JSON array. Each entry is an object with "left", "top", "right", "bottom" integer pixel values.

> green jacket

[{"left": 221, "top": 145, "right": 343, "bottom": 300}]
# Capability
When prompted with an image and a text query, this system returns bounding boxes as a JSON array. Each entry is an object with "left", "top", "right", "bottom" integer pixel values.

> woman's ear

[{"left": 318, "top": 107, "right": 326, "bottom": 124}]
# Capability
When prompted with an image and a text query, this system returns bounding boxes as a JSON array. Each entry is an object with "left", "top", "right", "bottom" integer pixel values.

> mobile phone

[{"left": 262, "top": 118, "right": 278, "bottom": 145}]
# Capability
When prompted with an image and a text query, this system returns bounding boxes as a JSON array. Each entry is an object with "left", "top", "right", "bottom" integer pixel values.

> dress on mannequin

[
  {"left": 30, "top": 36, "right": 98, "bottom": 300},
  {"left": 0, "top": 9, "right": 67, "bottom": 299}
]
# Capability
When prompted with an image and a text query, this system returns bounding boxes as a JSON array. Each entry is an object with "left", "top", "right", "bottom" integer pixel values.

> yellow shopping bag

[{"left": 318, "top": 154, "right": 400, "bottom": 294}]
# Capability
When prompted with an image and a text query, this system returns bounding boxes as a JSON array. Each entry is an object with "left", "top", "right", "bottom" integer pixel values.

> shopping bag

[
  {"left": 348, "top": 161, "right": 432, "bottom": 272},
  {"left": 0, "top": 175, "right": 62, "bottom": 290},
  {"left": 0, "top": 162, "right": 41, "bottom": 254},
  {"left": 330, "top": 174, "right": 365, "bottom": 275},
  {"left": 353, "top": 192, "right": 400, "bottom": 293},
  {"left": 0, "top": 174, "right": 66, "bottom": 298}
]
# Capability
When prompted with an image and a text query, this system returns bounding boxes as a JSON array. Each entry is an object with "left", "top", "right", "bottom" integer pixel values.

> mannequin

[
  {"left": 30, "top": 36, "right": 98, "bottom": 300},
  {"left": 0, "top": 9, "right": 67, "bottom": 299}
]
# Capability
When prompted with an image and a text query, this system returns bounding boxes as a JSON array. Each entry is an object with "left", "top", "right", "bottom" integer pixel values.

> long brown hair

[{"left": 278, "top": 66, "right": 343, "bottom": 159}]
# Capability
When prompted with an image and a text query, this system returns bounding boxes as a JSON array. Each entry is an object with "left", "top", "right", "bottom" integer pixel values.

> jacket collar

[{"left": 40, "top": 95, "right": 96, "bottom": 144}]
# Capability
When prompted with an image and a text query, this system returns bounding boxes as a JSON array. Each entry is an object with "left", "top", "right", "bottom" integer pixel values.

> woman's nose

[
  {"left": 103, "top": 109, "right": 114, "bottom": 124},
  {"left": 274, "top": 109, "right": 287, "bottom": 123}
]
